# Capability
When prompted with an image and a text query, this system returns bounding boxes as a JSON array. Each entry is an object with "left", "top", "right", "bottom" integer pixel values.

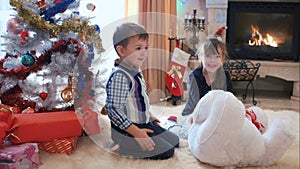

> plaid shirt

[{"left": 106, "top": 63, "right": 150, "bottom": 130}]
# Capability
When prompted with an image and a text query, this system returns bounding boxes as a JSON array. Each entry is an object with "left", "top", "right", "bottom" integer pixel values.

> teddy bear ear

[
  {"left": 195, "top": 90, "right": 242, "bottom": 143},
  {"left": 192, "top": 90, "right": 219, "bottom": 124},
  {"left": 197, "top": 90, "right": 245, "bottom": 143}
]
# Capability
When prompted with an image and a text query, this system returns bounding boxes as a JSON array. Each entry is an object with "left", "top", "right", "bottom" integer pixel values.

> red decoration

[
  {"left": 61, "top": 76, "right": 74, "bottom": 102},
  {"left": 165, "top": 62, "right": 186, "bottom": 96},
  {"left": 176, "top": 39, "right": 180, "bottom": 48},
  {"left": 246, "top": 109, "right": 266, "bottom": 134},
  {"left": 165, "top": 48, "right": 189, "bottom": 97},
  {"left": 39, "top": 92, "right": 48, "bottom": 100},
  {"left": 0, "top": 39, "right": 83, "bottom": 111},
  {"left": 35, "top": 0, "right": 46, "bottom": 12},
  {"left": 215, "top": 26, "right": 227, "bottom": 36},
  {"left": 0, "top": 85, "right": 36, "bottom": 112},
  {"left": 20, "top": 30, "right": 29, "bottom": 45},
  {"left": 0, "top": 39, "right": 82, "bottom": 80},
  {"left": 54, "top": 0, "right": 63, "bottom": 4},
  {"left": 61, "top": 86, "right": 73, "bottom": 102}
]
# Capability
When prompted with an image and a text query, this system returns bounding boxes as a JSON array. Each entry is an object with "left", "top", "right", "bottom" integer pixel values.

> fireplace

[{"left": 226, "top": 1, "right": 300, "bottom": 61}]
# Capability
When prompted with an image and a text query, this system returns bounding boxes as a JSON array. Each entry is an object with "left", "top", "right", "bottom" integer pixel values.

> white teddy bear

[{"left": 188, "top": 90, "right": 296, "bottom": 168}]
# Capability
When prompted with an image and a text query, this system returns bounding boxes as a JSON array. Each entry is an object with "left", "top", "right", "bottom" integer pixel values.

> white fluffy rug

[{"left": 39, "top": 104, "right": 299, "bottom": 169}]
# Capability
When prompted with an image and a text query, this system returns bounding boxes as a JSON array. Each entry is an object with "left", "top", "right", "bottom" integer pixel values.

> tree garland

[
  {"left": 0, "top": 38, "right": 83, "bottom": 111},
  {"left": 0, "top": 38, "right": 82, "bottom": 80},
  {"left": 9, "top": 0, "right": 105, "bottom": 53}
]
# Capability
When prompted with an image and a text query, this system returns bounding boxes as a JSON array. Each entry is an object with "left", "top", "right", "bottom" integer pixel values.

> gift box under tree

[
  {"left": 0, "top": 143, "right": 40, "bottom": 169},
  {"left": 7, "top": 111, "right": 83, "bottom": 144},
  {"left": 38, "top": 136, "right": 78, "bottom": 155}
]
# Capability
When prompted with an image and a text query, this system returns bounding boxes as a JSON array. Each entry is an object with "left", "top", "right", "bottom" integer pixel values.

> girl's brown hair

[{"left": 198, "top": 37, "right": 229, "bottom": 61}]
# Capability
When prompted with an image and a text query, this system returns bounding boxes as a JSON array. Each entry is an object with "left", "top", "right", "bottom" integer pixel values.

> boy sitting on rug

[{"left": 106, "top": 22, "right": 179, "bottom": 160}]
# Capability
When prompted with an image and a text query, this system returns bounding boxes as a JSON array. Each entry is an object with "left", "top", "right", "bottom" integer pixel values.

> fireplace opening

[{"left": 226, "top": 1, "right": 300, "bottom": 61}]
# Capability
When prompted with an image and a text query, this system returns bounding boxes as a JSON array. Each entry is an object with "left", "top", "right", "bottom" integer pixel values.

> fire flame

[{"left": 248, "top": 25, "right": 278, "bottom": 47}]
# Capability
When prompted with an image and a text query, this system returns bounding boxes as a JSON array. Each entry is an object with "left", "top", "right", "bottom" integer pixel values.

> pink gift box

[{"left": 0, "top": 143, "right": 40, "bottom": 169}]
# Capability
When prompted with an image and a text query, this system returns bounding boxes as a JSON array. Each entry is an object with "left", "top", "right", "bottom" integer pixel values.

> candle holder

[{"left": 184, "top": 9, "right": 205, "bottom": 60}]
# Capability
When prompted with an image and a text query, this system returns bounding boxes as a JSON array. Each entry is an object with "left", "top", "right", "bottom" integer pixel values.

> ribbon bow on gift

[
  {"left": 0, "top": 104, "right": 21, "bottom": 144},
  {"left": 167, "top": 65, "right": 183, "bottom": 79}
]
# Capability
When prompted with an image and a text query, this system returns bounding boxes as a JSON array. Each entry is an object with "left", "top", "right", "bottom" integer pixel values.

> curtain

[{"left": 138, "top": 0, "right": 177, "bottom": 103}]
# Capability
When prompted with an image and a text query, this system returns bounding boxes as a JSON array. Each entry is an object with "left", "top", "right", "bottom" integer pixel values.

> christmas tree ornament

[
  {"left": 30, "top": 50, "right": 36, "bottom": 56},
  {"left": 86, "top": 3, "right": 96, "bottom": 11},
  {"left": 61, "top": 86, "right": 73, "bottom": 102},
  {"left": 94, "top": 24, "right": 100, "bottom": 33},
  {"left": 35, "top": 0, "right": 46, "bottom": 14},
  {"left": 20, "top": 30, "right": 29, "bottom": 45},
  {"left": 21, "top": 52, "right": 36, "bottom": 67},
  {"left": 79, "top": 34, "right": 86, "bottom": 43},
  {"left": 61, "top": 76, "right": 74, "bottom": 102},
  {"left": 6, "top": 18, "right": 22, "bottom": 35},
  {"left": 39, "top": 92, "right": 48, "bottom": 101}
]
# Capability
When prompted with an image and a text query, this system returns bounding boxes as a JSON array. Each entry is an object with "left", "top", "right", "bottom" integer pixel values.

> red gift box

[
  {"left": 8, "top": 111, "right": 82, "bottom": 144},
  {"left": 0, "top": 143, "right": 40, "bottom": 169},
  {"left": 38, "top": 136, "right": 78, "bottom": 155}
]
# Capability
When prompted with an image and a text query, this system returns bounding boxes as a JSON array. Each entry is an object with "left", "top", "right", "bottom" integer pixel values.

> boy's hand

[
  {"left": 126, "top": 124, "right": 155, "bottom": 151},
  {"left": 134, "top": 128, "right": 155, "bottom": 151}
]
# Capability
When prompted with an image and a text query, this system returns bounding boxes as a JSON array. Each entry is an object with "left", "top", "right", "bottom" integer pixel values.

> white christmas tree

[{"left": 0, "top": 0, "right": 105, "bottom": 120}]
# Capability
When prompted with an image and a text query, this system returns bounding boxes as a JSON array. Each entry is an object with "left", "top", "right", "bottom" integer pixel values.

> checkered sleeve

[{"left": 106, "top": 72, "right": 132, "bottom": 130}]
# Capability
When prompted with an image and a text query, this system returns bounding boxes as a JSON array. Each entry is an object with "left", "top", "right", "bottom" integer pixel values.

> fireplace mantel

[
  {"left": 251, "top": 61, "right": 299, "bottom": 81},
  {"left": 250, "top": 60, "right": 299, "bottom": 100}
]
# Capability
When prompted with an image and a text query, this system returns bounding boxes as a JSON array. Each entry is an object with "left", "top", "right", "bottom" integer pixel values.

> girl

[
  {"left": 167, "top": 36, "right": 233, "bottom": 139},
  {"left": 182, "top": 37, "right": 233, "bottom": 116}
]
